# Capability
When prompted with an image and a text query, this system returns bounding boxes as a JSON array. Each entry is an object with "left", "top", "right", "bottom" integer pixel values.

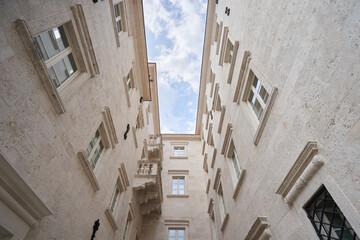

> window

[
  {"left": 84, "top": 130, "right": 104, "bottom": 170},
  {"left": 34, "top": 24, "right": 78, "bottom": 89},
  {"left": 126, "top": 72, "right": 132, "bottom": 92},
  {"left": 172, "top": 177, "right": 185, "bottom": 195},
  {"left": 247, "top": 74, "right": 269, "bottom": 121},
  {"left": 218, "top": 183, "right": 226, "bottom": 220},
  {"left": 224, "top": 40, "right": 234, "bottom": 64},
  {"left": 230, "top": 146, "right": 241, "bottom": 181},
  {"left": 304, "top": 186, "right": 359, "bottom": 240},
  {"left": 214, "top": 22, "right": 220, "bottom": 43},
  {"left": 113, "top": 3, "right": 124, "bottom": 33},
  {"left": 123, "top": 212, "right": 132, "bottom": 240},
  {"left": 169, "top": 229, "right": 185, "bottom": 240},
  {"left": 173, "top": 147, "right": 185, "bottom": 157},
  {"left": 109, "top": 186, "right": 120, "bottom": 214}
]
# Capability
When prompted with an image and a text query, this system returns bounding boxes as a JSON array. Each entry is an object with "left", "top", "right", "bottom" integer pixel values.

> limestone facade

[
  {"left": 197, "top": 0, "right": 360, "bottom": 239},
  {"left": 0, "top": 0, "right": 164, "bottom": 239}
]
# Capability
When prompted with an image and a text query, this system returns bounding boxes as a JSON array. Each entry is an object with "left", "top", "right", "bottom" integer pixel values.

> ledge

[
  {"left": 210, "top": 148, "right": 217, "bottom": 168},
  {"left": 167, "top": 194, "right": 189, "bottom": 198},
  {"left": 77, "top": 151, "right": 100, "bottom": 192},
  {"left": 105, "top": 208, "right": 118, "bottom": 231},
  {"left": 169, "top": 156, "right": 188, "bottom": 159},
  {"left": 206, "top": 179, "right": 211, "bottom": 194},
  {"left": 244, "top": 216, "right": 270, "bottom": 240},
  {"left": 233, "top": 51, "right": 251, "bottom": 103}
]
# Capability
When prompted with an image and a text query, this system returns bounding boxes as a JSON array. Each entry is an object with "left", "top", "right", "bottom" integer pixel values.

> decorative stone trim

[
  {"left": 221, "top": 123, "right": 233, "bottom": 155},
  {"left": 77, "top": 151, "right": 100, "bottom": 191},
  {"left": 227, "top": 41, "right": 239, "bottom": 84},
  {"left": 211, "top": 148, "right": 217, "bottom": 168},
  {"left": 205, "top": 112, "right": 210, "bottom": 130},
  {"left": 285, "top": 155, "right": 324, "bottom": 204},
  {"left": 220, "top": 213, "right": 229, "bottom": 232},
  {"left": 216, "top": 22, "right": 223, "bottom": 55},
  {"left": 244, "top": 216, "right": 271, "bottom": 240},
  {"left": 207, "top": 124, "right": 213, "bottom": 145},
  {"left": 202, "top": 141, "right": 206, "bottom": 155},
  {"left": 212, "top": 83, "right": 220, "bottom": 111},
  {"left": 233, "top": 51, "right": 251, "bottom": 103},
  {"left": 105, "top": 207, "right": 118, "bottom": 230},
  {"left": 102, "top": 106, "right": 118, "bottom": 148},
  {"left": 15, "top": 20, "right": 66, "bottom": 114},
  {"left": 276, "top": 141, "right": 319, "bottom": 198},
  {"left": 217, "top": 106, "right": 226, "bottom": 134},
  {"left": 123, "top": 75, "right": 131, "bottom": 108},
  {"left": 71, "top": 4, "right": 100, "bottom": 77},
  {"left": 203, "top": 154, "right": 208, "bottom": 173},
  {"left": 210, "top": 74, "right": 216, "bottom": 98},
  {"left": 213, "top": 168, "right": 221, "bottom": 190},
  {"left": 165, "top": 219, "right": 190, "bottom": 226},
  {"left": 118, "top": 163, "right": 130, "bottom": 189},
  {"left": 233, "top": 170, "right": 246, "bottom": 200},
  {"left": 138, "top": 106, "right": 145, "bottom": 128},
  {"left": 253, "top": 87, "right": 278, "bottom": 145},
  {"left": 0, "top": 152, "right": 52, "bottom": 233},
  {"left": 206, "top": 179, "right": 211, "bottom": 194},
  {"left": 207, "top": 198, "right": 214, "bottom": 215},
  {"left": 168, "top": 170, "right": 189, "bottom": 175},
  {"left": 132, "top": 126, "right": 138, "bottom": 148},
  {"left": 166, "top": 194, "right": 189, "bottom": 198},
  {"left": 218, "top": 26, "right": 229, "bottom": 66}
]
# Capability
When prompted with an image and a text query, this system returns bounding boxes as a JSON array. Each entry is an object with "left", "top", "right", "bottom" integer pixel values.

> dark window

[{"left": 304, "top": 185, "right": 359, "bottom": 240}]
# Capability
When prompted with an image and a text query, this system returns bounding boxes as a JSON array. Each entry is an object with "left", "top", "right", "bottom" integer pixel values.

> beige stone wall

[
  {"left": 199, "top": 0, "right": 360, "bottom": 239},
  {"left": 141, "top": 135, "right": 212, "bottom": 240},
  {"left": 0, "top": 0, "right": 158, "bottom": 239}
]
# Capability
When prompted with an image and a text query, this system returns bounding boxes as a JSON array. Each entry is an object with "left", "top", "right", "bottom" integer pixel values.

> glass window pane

[
  {"left": 252, "top": 76, "right": 258, "bottom": 88},
  {"left": 178, "top": 230, "right": 184, "bottom": 237},
  {"left": 116, "top": 20, "right": 123, "bottom": 33},
  {"left": 169, "top": 230, "right": 176, "bottom": 237},
  {"left": 259, "top": 86, "right": 269, "bottom": 103},
  {"left": 114, "top": 4, "right": 120, "bottom": 17},
  {"left": 48, "top": 66, "right": 60, "bottom": 88}
]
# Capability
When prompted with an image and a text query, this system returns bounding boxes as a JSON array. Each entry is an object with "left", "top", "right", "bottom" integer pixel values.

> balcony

[{"left": 133, "top": 135, "right": 163, "bottom": 217}]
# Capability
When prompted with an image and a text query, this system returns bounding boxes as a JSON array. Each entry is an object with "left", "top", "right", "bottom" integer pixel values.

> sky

[{"left": 143, "top": 0, "right": 208, "bottom": 134}]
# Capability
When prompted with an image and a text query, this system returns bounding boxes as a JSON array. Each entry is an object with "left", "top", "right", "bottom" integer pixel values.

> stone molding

[
  {"left": 221, "top": 123, "right": 233, "bottom": 155},
  {"left": 276, "top": 141, "right": 319, "bottom": 199},
  {"left": 77, "top": 151, "right": 100, "bottom": 191},
  {"left": 216, "top": 21, "right": 223, "bottom": 55},
  {"left": 102, "top": 106, "right": 119, "bottom": 148},
  {"left": 0, "top": 153, "right": 52, "bottom": 230},
  {"left": 212, "top": 83, "right": 220, "bottom": 111},
  {"left": 233, "top": 51, "right": 251, "bottom": 103},
  {"left": 132, "top": 126, "right": 138, "bottom": 148},
  {"left": 285, "top": 155, "right": 324, "bottom": 204},
  {"left": 164, "top": 219, "right": 190, "bottom": 226},
  {"left": 206, "top": 179, "right": 211, "bottom": 194},
  {"left": 168, "top": 170, "right": 189, "bottom": 175},
  {"left": 218, "top": 26, "right": 229, "bottom": 66},
  {"left": 166, "top": 194, "right": 189, "bottom": 198},
  {"left": 210, "top": 75, "right": 216, "bottom": 98},
  {"left": 227, "top": 41, "right": 240, "bottom": 84},
  {"left": 211, "top": 148, "right": 217, "bottom": 168},
  {"left": 213, "top": 168, "right": 221, "bottom": 190},
  {"left": 253, "top": 87, "right": 278, "bottom": 145},
  {"left": 207, "top": 124, "right": 213, "bottom": 145},
  {"left": 233, "top": 170, "right": 246, "bottom": 200},
  {"left": 220, "top": 213, "right": 229, "bottom": 232},
  {"left": 15, "top": 19, "right": 66, "bottom": 114},
  {"left": 207, "top": 198, "right": 214, "bottom": 215},
  {"left": 244, "top": 216, "right": 271, "bottom": 240},
  {"left": 202, "top": 141, "right": 206, "bottom": 155},
  {"left": 118, "top": 163, "right": 130, "bottom": 190},
  {"left": 217, "top": 106, "right": 226, "bottom": 134},
  {"left": 123, "top": 75, "right": 131, "bottom": 108},
  {"left": 105, "top": 207, "right": 118, "bottom": 230},
  {"left": 203, "top": 154, "right": 208, "bottom": 173},
  {"left": 71, "top": 4, "right": 100, "bottom": 77}
]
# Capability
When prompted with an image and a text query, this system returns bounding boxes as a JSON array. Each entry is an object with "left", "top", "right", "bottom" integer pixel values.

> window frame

[
  {"left": 167, "top": 170, "right": 189, "bottom": 198},
  {"left": 170, "top": 142, "right": 188, "bottom": 159},
  {"left": 123, "top": 68, "right": 135, "bottom": 107},
  {"left": 110, "top": 0, "right": 127, "bottom": 47},
  {"left": 168, "top": 228, "right": 186, "bottom": 240},
  {"left": 171, "top": 176, "right": 185, "bottom": 195},
  {"left": 165, "top": 220, "right": 189, "bottom": 240},
  {"left": 105, "top": 175, "right": 126, "bottom": 231},
  {"left": 224, "top": 39, "right": 234, "bottom": 64}
]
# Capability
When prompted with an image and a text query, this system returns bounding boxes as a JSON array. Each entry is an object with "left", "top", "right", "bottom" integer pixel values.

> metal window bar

[{"left": 304, "top": 185, "right": 359, "bottom": 240}]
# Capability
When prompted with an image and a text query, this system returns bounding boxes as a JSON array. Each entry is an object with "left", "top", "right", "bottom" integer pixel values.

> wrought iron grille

[{"left": 304, "top": 185, "right": 359, "bottom": 240}]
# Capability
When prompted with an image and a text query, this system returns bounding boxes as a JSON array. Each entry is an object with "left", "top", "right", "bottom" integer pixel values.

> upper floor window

[
  {"left": 304, "top": 186, "right": 359, "bottom": 240},
  {"left": 218, "top": 183, "right": 226, "bottom": 220},
  {"left": 169, "top": 229, "right": 185, "bottom": 240},
  {"left": 247, "top": 75, "right": 269, "bottom": 121},
  {"left": 35, "top": 24, "right": 78, "bottom": 89},
  {"left": 174, "top": 146, "right": 185, "bottom": 157},
  {"left": 230, "top": 145, "right": 241, "bottom": 181},
  {"left": 224, "top": 40, "right": 234, "bottom": 64},
  {"left": 109, "top": 185, "right": 120, "bottom": 214},
  {"left": 123, "top": 211, "right": 132, "bottom": 240},
  {"left": 114, "top": 2, "right": 124, "bottom": 33},
  {"left": 84, "top": 130, "right": 104, "bottom": 170},
  {"left": 172, "top": 177, "right": 185, "bottom": 195},
  {"left": 126, "top": 72, "right": 133, "bottom": 92}
]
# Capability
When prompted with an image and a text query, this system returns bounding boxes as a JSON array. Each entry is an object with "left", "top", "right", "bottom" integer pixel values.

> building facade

[
  {"left": 1, "top": 0, "right": 360, "bottom": 239},
  {"left": 197, "top": 0, "right": 360, "bottom": 239}
]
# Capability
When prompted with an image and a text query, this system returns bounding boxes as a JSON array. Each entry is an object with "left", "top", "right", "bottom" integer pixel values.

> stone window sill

[
  {"left": 170, "top": 156, "right": 188, "bottom": 159},
  {"left": 167, "top": 194, "right": 189, "bottom": 198},
  {"left": 105, "top": 207, "right": 118, "bottom": 231},
  {"left": 233, "top": 170, "right": 246, "bottom": 199},
  {"left": 220, "top": 213, "right": 229, "bottom": 232},
  {"left": 77, "top": 151, "right": 100, "bottom": 192}
]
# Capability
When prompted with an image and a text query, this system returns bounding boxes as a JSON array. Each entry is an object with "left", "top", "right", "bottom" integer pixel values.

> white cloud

[{"left": 144, "top": 0, "right": 207, "bottom": 133}]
